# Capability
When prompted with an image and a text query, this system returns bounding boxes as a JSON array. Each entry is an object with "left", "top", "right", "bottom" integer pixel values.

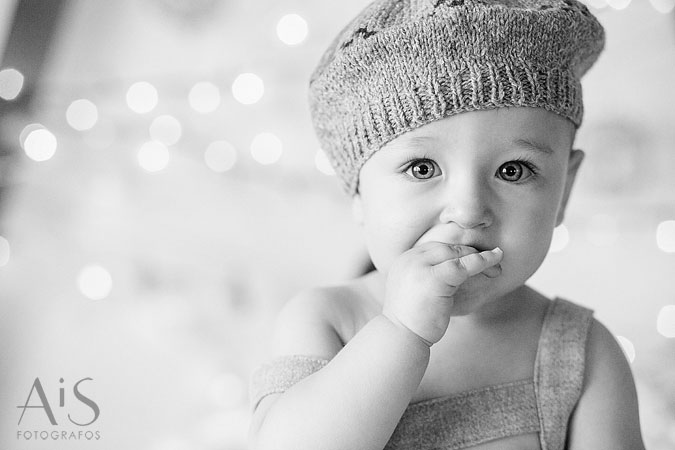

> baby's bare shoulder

[
  {"left": 272, "top": 279, "right": 377, "bottom": 359},
  {"left": 565, "top": 317, "right": 645, "bottom": 449}
]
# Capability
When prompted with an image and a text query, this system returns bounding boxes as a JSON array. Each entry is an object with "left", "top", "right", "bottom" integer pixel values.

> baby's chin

[{"left": 448, "top": 275, "right": 512, "bottom": 316}]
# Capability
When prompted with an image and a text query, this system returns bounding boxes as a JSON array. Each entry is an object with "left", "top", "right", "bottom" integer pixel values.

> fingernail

[{"left": 491, "top": 247, "right": 503, "bottom": 256}]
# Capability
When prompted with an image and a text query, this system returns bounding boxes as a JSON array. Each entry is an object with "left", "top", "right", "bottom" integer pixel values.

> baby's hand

[{"left": 382, "top": 242, "right": 503, "bottom": 346}]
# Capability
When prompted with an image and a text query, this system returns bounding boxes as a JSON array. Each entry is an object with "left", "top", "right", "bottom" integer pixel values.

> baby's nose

[{"left": 438, "top": 183, "right": 494, "bottom": 229}]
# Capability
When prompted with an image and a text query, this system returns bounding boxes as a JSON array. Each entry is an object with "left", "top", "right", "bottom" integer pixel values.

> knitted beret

[{"left": 308, "top": 0, "right": 605, "bottom": 195}]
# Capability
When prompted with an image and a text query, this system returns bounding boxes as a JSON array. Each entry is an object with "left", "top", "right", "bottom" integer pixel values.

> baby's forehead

[
  {"left": 309, "top": 0, "right": 603, "bottom": 195},
  {"left": 379, "top": 108, "right": 575, "bottom": 154}
]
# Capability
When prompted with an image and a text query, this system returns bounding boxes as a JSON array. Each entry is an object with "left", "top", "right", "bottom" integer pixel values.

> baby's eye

[
  {"left": 496, "top": 161, "right": 536, "bottom": 182},
  {"left": 405, "top": 159, "right": 439, "bottom": 180}
]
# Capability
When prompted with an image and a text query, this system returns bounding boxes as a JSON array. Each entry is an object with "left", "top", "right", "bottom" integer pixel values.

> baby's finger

[
  {"left": 432, "top": 248, "right": 503, "bottom": 287},
  {"left": 421, "top": 242, "right": 478, "bottom": 265},
  {"left": 481, "top": 263, "right": 502, "bottom": 278}
]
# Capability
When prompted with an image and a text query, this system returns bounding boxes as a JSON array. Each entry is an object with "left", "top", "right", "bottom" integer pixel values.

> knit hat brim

[{"left": 309, "top": 0, "right": 605, "bottom": 195}]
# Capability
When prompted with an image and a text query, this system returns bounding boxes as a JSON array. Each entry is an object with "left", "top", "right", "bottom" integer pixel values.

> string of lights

[{"left": 0, "top": 1, "right": 673, "bottom": 449}]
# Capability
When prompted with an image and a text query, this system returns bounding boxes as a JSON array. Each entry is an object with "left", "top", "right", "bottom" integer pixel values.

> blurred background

[{"left": 0, "top": 0, "right": 673, "bottom": 449}]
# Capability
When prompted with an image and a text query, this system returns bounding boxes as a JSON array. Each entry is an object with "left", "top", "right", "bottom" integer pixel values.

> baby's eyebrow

[
  {"left": 398, "top": 135, "right": 437, "bottom": 148},
  {"left": 385, "top": 135, "right": 438, "bottom": 154},
  {"left": 512, "top": 138, "right": 554, "bottom": 155}
]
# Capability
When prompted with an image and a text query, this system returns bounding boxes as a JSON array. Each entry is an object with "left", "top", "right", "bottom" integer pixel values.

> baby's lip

[{"left": 455, "top": 243, "right": 492, "bottom": 253}]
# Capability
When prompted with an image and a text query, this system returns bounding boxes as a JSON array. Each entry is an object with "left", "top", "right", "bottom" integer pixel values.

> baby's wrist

[{"left": 381, "top": 313, "right": 434, "bottom": 348}]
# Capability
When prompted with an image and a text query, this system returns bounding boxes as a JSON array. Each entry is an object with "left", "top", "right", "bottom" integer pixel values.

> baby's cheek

[
  {"left": 361, "top": 222, "right": 406, "bottom": 273},
  {"left": 363, "top": 211, "right": 427, "bottom": 273},
  {"left": 504, "top": 217, "right": 555, "bottom": 278}
]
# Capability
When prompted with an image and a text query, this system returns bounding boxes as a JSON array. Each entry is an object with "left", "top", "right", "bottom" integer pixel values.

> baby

[{"left": 249, "top": 1, "right": 645, "bottom": 449}]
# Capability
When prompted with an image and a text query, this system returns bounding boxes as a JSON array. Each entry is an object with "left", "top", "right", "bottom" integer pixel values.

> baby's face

[{"left": 353, "top": 107, "right": 582, "bottom": 313}]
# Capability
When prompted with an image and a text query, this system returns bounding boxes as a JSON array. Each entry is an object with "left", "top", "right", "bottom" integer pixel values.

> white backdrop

[{"left": 0, "top": 1, "right": 674, "bottom": 449}]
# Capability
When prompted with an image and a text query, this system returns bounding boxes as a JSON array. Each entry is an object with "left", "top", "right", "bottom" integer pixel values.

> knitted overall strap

[
  {"left": 384, "top": 380, "right": 540, "bottom": 449},
  {"left": 534, "top": 298, "right": 594, "bottom": 450},
  {"left": 249, "top": 355, "right": 328, "bottom": 411},
  {"left": 249, "top": 356, "right": 542, "bottom": 449}
]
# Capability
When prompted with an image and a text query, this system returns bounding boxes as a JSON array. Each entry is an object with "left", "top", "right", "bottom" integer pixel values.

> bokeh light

[
  {"left": 0, "top": 68, "right": 25, "bottom": 100},
  {"left": 22, "top": 126, "right": 57, "bottom": 162},
  {"left": 204, "top": 140, "right": 237, "bottom": 173},
  {"left": 66, "top": 99, "right": 99, "bottom": 131},
  {"left": 19, "top": 123, "right": 44, "bottom": 146},
  {"left": 656, "top": 305, "right": 675, "bottom": 338},
  {"left": 189, "top": 81, "right": 221, "bottom": 113},
  {"left": 650, "top": 0, "right": 675, "bottom": 13},
  {"left": 314, "top": 149, "right": 335, "bottom": 175},
  {"left": 0, "top": 235, "right": 10, "bottom": 267},
  {"left": 250, "top": 132, "right": 283, "bottom": 165},
  {"left": 607, "top": 0, "right": 631, "bottom": 9},
  {"left": 586, "top": 214, "right": 620, "bottom": 247},
  {"left": 126, "top": 81, "right": 158, "bottom": 113},
  {"left": 232, "top": 73, "right": 264, "bottom": 105},
  {"left": 149, "top": 114, "right": 182, "bottom": 146},
  {"left": 77, "top": 264, "right": 113, "bottom": 300},
  {"left": 138, "top": 141, "right": 170, "bottom": 172},
  {"left": 656, "top": 220, "right": 675, "bottom": 253},
  {"left": 616, "top": 335, "right": 636, "bottom": 363},
  {"left": 549, "top": 224, "right": 570, "bottom": 253},
  {"left": 277, "top": 13, "right": 309, "bottom": 46}
]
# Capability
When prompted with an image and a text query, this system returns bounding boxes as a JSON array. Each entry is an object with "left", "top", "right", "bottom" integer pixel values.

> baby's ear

[
  {"left": 351, "top": 193, "right": 364, "bottom": 226},
  {"left": 556, "top": 149, "right": 585, "bottom": 226}
]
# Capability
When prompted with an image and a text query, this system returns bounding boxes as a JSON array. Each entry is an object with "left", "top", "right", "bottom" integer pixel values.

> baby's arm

[
  {"left": 566, "top": 319, "right": 645, "bottom": 449},
  {"left": 249, "top": 243, "right": 502, "bottom": 450},
  {"left": 249, "top": 290, "right": 431, "bottom": 450}
]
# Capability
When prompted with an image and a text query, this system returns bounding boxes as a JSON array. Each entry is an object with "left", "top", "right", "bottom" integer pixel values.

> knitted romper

[{"left": 250, "top": 298, "right": 594, "bottom": 450}]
